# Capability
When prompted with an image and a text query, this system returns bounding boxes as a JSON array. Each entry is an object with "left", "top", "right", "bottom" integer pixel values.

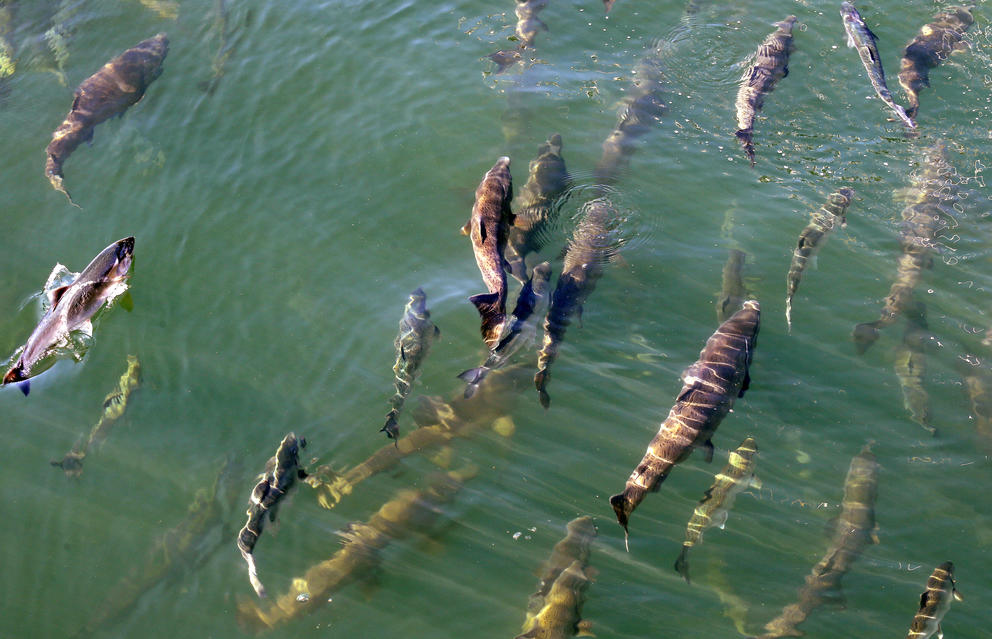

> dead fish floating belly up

[
  {"left": 734, "top": 16, "right": 796, "bottom": 167},
  {"left": 380, "top": 288, "right": 440, "bottom": 441},
  {"left": 609, "top": 300, "right": 759, "bottom": 546},
  {"left": 535, "top": 198, "right": 620, "bottom": 409},
  {"left": 52, "top": 354, "right": 141, "bottom": 476},
  {"left": 3, "top": 236, "right": 135, "bottom": 395},
  {"left": 238, "top": 432, "right": 307, "bottom": 598},
  {"left": 462, "top": 156, "right": 515, "bottom": 350},
  {"left": 460, "top": 261, "right": 551, "bottom": 399},
  {"left": 899, "top": 7, "right": 974, "bottom": 122},
  {"left": 907, "top": 561, "right": 962, "bottom": 639},
  {"left": 785, "top": 188, "right": 855, "bottom": 332},
  {"left": 839, "top": 2, "right": 915, "bottom": 129},
  {"left": 674, "top": 436, "right": 760, "bottom": 584},
  {"left": 45, "top": 33, "right": 168, "bottom": 205}
]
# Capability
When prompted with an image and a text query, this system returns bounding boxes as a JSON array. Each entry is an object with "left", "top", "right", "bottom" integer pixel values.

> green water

[{"left": 1, "top": 1, "right": 991, "bottom": 637}]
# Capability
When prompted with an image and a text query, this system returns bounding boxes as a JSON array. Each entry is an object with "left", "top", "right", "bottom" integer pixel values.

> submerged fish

[
  {"left": 462, "top": 156, "right": 515, "bottom": 349},
  {"left": 460, "top": 261, "right": 551, "bottom": 399},
  {"left": 535, "top": 198, "right": 620, "bottom": 409},
  {"left": 717, "top": 249, "right": 749, "bottom": 324},
  {"left": 45, "top": 33, "right": 168, "bottom": 204},
  {"left": 963, "top": 368, "right": 992, "bottom": 452},
  {"left": 755, "top": 442, "right": 879, "bottom": 639},
  {"left": 894, "top": 301, "right": 935, "bottom": 435},
  {"left": 238, "top": 432, "right": 307, "bottom": 598},
  {"left": 907, "top": 561, "right": 962, "bottom": 639},
  {"left": 506, "top": 134, "right": 571, "bottom": 284},
  {"left": 52, "top": 354, "right": 141, "bottom": 476},
  {"left": 899, "top": 6, "right": 974, "bottom": 122},
  {"left": 516, "top": 559, "right": 595, "bottom": 639},
  {"left": 528, "top": 516, "right": 597, "bottom": 614},
  {"left": 839, "top": 2, "right": 915, "bottom": 129},
  {"left": 3, "top": 236, "right": 135, "bottom": 395},
  {"left": 487, "top": 0, "right": 550, "bottom": 73},
  {"left": 734, "top": 16, "right": 796, "bottom": 167},
  {"left": 594, "top": 46, "right": 668, "bottom": 187},
  {"left": 306, "top": 364, "right": 531, "bottom": 509},
  {"left": 853, "top": 141, "right": 954, "bottom": 353},
  {"left": 380, "top": 288, "right": 440, "bottom": 441},
  {"left": 609, "top": 301, "right": 760, "bottom": 545},
  {"left": 785, "top": 188, "right": 855, "bottom": 331},
  {"left": 238, "top": 466, "right": 476, "bottom": 630},
  {"left": 674, "top": 436, "right": 760, "bottom": 584}
]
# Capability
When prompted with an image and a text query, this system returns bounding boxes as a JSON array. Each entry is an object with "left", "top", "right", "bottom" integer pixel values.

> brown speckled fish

[
  {"left": 899, "top": 7, "right": 974, "bottom": 122},
  {"left": 907, "top": 561, "right": 962, "bottom": 639},
  {"left": 735, "top": 16, "right": 796, "bottom": 167},
  {"left": 462, "top": 156, "right": 514, "bottom": 350},
  {"left": 45, "top": 34, "right": 168, "bottom": 205},
  {"left": 610, "top": 300, "right": 759, "bottom": 546}
]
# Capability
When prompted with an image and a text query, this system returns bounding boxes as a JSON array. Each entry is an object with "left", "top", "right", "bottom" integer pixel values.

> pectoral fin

[{"left": 702, "top": 439, "right": 715, "bottom": 463}]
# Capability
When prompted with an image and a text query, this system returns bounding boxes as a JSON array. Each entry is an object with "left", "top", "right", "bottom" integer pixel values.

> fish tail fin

[
  {"left": 47, "top": 171, "right": 80, "bottom": 209},
  {"left": 457, "top": 366, "right": 488, "bottom": 399},
  {"left": 380, "top": 411, "right": 400, "bottom": 441},
  {"left": 735, "top": 129, "right": 755, "bottom": 167},
  {"left": 469, "top": 292, "right": 505, "bottom": 348},
  {"left": 534, "top": 368, "right": 551, "bottom": 409},
  {"left": 674, "top": 545, "right": 691, "bottom": 583},
  {"left": 785, "top": 295, "right": 793, "bottom": 334},
  {"left": 852, "top": 321, "right": 881, "bottom": 354},
  {"left": 241, "top": 549, "right": 267, "bottom": 598},
  {"left": 609, "top": 493, "right": 631, "bottom": 546}
]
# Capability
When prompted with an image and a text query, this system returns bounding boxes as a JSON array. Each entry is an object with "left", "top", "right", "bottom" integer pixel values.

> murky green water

[{"left": 1, "top": 1, "right": 991, "bottom": 637}]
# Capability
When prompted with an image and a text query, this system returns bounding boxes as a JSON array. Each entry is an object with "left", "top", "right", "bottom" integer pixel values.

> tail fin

[
  {"left": 3, "top": 365, "right": 29, "bottom": 395},
  {"left": 735, "top": 129, "right": 755, "bottom": 167},
  {"left": 785, "top": 295, "right": 793, "bottom": 334},
  {"left": 609, "top": 493, "right": 631, "bottom": 551},
  {"left": 852, "top": 321, "right": 881, "bottom": 354},
  {"left": 241, "top": 548, "right": 267, "bottom": 598},
  {"left": 380, "top": 410, "right": 400, "bottom": 443},
  {"left": 534, "top": 368, "right": 551, "bottom": 409},
  {"left": 457, "top": 366, "right": 489, "bottom": 399},
  {"left": 469, "top": 292, "right": 505, "bottom": 349},
  {"left": 674, "top": 545, "right": 691, "bottom": 583}
]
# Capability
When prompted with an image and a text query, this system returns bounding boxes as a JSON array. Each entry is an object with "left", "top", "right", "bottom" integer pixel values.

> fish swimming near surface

[
  {"left": 594, "top": 47, "right": 668, "bottom": 187},
  {"left": 506, "top": 134, "right": 571, "bottom": 284},
  {"left": 488, "top": 0, "right": 550, "bottom": 73},
  {"left": 238, "top": 466, "right": 477, "bottom": 630},
  {"left": 3, "top": 236, "right": 135, "bottom": 395},
  {"left": 899, "top": 7, "right": 974, "bottom": 123},
  {"left": 610, "top": 300, "right": 759, "bottom": 546},
  {"left": 45, "top": 33, "right": 168, "bottom": 205},
  {"left": 603, "top": 0, "right": 617, "bottom": 13},
  {"left": 840, "top": 2, "right": 915, "bottom": 129},
  {"left": 460, "top": 261, "right": 551, "bottom": 399},
  {"left": 907, "top": 561, "right": 962, "bottom": 639},
  {"left": 734, "top": 16, "right": 796, "bottom": 167},
  {"left": 717, "top": 249, "right": 749, "bottom": 324},
  {"left": 238, "top": 432, "right": 307, "bottom": 598},
  {"left": 74, "top": 455, "right": 242, "bottom": 638},
  {"left": 535, "top": 198, "right": 620, "bottom": 409},
  {"left": 527, "top": 516, "right": 597, "bottom": 613},
  {"left": 462, "top": 156, "right": 515, "bottom": 350},
  {"left": 754, "top": 442, "right": 879, "bottom": 639},
  {"left": 52, "top": 354, "right": 141, "bottom": 476},
  {"left": 380, "top": 288, "right": 440, "bottom": 441},
  {"left": 674, "top": 436, "right": 760, "bottom": 584},
  {"left": 853, "top": 141, "right": 955, "bottom": 353},
  {"left": 785, "top": 188, "right": 855, "bottom": 331},
  {"left": 894, "top": 300, "right": 935, "bottom": 436},
  {"left": 516, "top": 559, "right": 595, "bottom": 639}
]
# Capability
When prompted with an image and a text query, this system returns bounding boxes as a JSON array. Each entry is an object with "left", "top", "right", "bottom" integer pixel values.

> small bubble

[{"left": 512, "top": 531, "right": 522, "bottom": 540}]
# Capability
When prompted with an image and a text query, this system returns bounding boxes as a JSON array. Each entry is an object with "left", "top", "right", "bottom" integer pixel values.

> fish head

[
  {"left": 276, "top": 432, "right": 305, "bottom": 467},
  {"left": 406, "top": 287, "right": 428, "bottom": 316},
  {"left": 78, "top": 237, "right": 135, "bottom": 285}
]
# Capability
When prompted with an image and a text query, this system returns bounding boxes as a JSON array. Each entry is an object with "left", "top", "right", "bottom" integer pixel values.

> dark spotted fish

[
  {"left": 238, "top": 466, "right": 476, "bottom": 630},
  {"left": 506, "top": 134, "right": 571, "bottom": 284},
  {"left": 516, "top": 559, "right": 594, "bottom": 639},
  {"left": 785, "top": 188, "right": 855, "bottom": 331},
  {"left": 238, "top": 432, "right": 307, "bottom": 598},
  {"left": 52, "top": 354, "right": 141, "bottom": 476},
  {"left": 3, "top": 236, "right": 135, "bottom": 395},
  {"left": 840, "top": 2, "right": 915, "bottom": 129},
  {"left": 610, "top": 300, "right": 759, "bottom": 546},
  {"left": 754, "top": 443, "right": 879, "bottom": 639},
  {"left": 734, "top": 16, "right": 796, "bottom": 167},
  {"left": 45, "top": 33, "right": 168, "bottom": 205},
  {"left": 595, "top": 47, "right": 668, "bottom": 187},
  {"left": 894, "top": 300, "right": 935, "bottom": 435},
  {"left": 717, "top": 249, "right": 749, "bottom": 324},
  {"left": 907, "top": 561, "right": 962, "bottom": 639},
  {"left": 462, "top": 156, "right": 515, "bottom": 349},
  {"left": 853, "top": 141, "right": 955, "bottom": 353},
  {"left": 460, "top": 261, "right": 551, "bottom": 399},
  {"left": 899, "top": 7, "right": 974, "bottom": 122},
  {"left": 674, "top": 436, "right": 759, "bottom": 584},
  {"left": 380, "top": 288, "right": 440, "bottom": 441},
  {"left": 535, "top": 198, "right": 620, "bottom": 409}
]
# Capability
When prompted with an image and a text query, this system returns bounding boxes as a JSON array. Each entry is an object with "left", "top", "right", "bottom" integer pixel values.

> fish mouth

[{"left": 113, "top": 237, "right": 135, "bottom": 278}]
